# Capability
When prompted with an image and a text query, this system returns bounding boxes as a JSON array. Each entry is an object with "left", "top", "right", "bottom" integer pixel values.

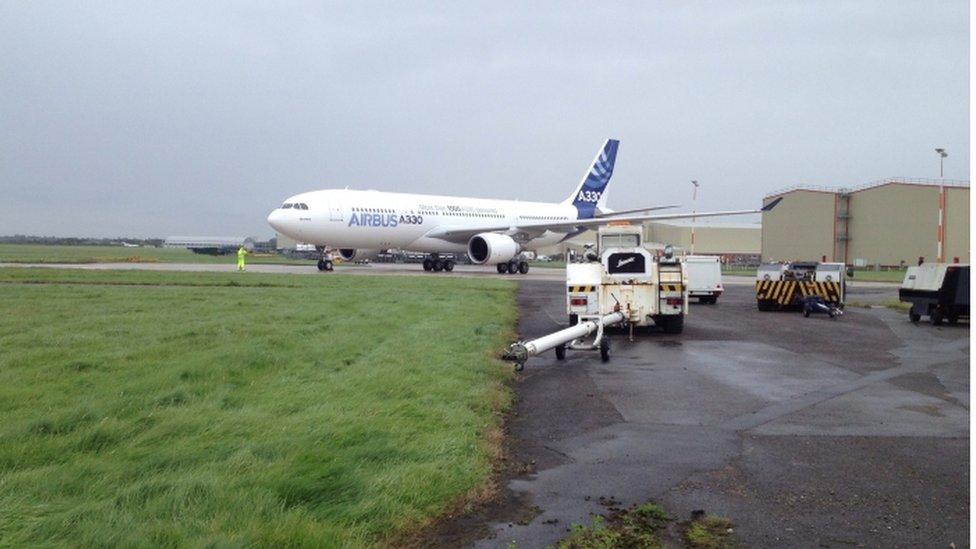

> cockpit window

[
  {"left": 282, "top": 203, "right": 293, "bottom": 209},
  {"left": 298, "top": 203, "right": 309, "bottom": 210}
]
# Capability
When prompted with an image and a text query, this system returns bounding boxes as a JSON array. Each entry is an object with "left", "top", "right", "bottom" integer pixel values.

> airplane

[{"left": 267, "top": 139, "right": 781, "bottom": 274}]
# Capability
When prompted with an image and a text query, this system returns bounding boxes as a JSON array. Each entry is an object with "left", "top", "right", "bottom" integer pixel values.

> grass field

[
  {"left": 0, "top": 268, "right": 517, "bottom": 546},
  {"left": 0, "top": 244, "right": 310, "bottom": 265}
]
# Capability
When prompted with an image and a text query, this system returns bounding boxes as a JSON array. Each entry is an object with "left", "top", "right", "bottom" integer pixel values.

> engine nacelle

[
  {"left": 467, "top": 233, "right": 520, "bottom": 265},
  {"left": 338, "top": 248, "right": 380, "bottom": 262}
]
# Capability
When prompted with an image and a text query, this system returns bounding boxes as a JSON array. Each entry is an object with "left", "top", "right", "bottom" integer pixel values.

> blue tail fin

[{"left": 563, "top": 139, "right": 619, "bottom": 219}]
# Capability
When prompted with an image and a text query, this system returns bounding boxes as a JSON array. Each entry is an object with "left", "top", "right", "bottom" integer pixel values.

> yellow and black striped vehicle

[{"left": 756, "top": 262, "right": 846, "bottom": 311}]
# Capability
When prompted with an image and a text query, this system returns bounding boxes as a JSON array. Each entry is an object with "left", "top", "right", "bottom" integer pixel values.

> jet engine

[
  {"left": 467, "top": 233, "right": 520, "bottom": 264},
  {"left": 338, "top": 249, "right": 381, "bottom": 262}
]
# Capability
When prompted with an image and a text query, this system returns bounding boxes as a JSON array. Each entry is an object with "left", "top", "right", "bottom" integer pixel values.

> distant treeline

[{"left": 0, "top": 235, "right": 165, "bottom": 247}]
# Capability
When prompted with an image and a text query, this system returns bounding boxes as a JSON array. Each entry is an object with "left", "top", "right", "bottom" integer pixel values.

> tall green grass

[
  {"left": 0, "top": 243, "right": 309, "bottom": 265},
  {"left": 0, "top": 268, "right": 516, "bottom": 546}
]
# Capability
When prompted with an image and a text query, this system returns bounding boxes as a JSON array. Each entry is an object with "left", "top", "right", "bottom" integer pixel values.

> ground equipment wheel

[
  {"left": 433, "top": 259, "right": 444, "bottom": 272},
  {"left": 803, "top": 307, "right": 811, "bottom": 318},
  {"left": 508, "top": 261, "right": 518, "bottom": 274},
  {"left": 444, "top": 260, "right": 455, "bottom": 272},
  {"left": 662, "top": 315, "right": 684, "bottom": 334},
  {"left": 497, "top": 263, "right": 508, "bottom": 274},
  {"left": 931, "top": 308, "right": 944, "bottom": 326},
  {"left": 518, "top": 261, "right": 529, "bottom": 274},
  {"left": 599, "top": 336, "right": 611, "bottom": 362},
  {"left": 569, "top": 314, "right": 578, "bottom": 327},
  {"left": 423, "top": 259, "right": 433, "bottom": 271},
  {"left": 555, "top": 344, "right": 566, "bottom": 360},
  {"left": 909, "top": 309, "right": 920, "bottom": 323},
  {"left": 948, "top": 314, "right": 959, "bottom": 325}
]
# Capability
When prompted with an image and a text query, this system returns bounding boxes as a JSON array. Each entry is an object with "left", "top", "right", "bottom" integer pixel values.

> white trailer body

[{"left": 684, "top": 255, "right": 724, "bottom": 303}]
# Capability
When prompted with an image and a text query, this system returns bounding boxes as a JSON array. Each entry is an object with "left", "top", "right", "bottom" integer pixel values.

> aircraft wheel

[
  {"left": 497, "top": 263, "right": 508, "bottom": 274},
  {"left": 444, "top": 260, "right": 455, "bottom": 272},
  {"left": 599, "top": 336, "right": 611, "bottom": 362},
  {"left": 432, "top": 259, "right": 444, "bottom": 272},
  {"left": 555, "top": 344, "right": 566, "bottom": 361},
  {"left": 518, "top": 261, "right": 529, "bottom": 274},
  {"left": 317, "top": 259, "right": 326, "bottom": 271},
  {"left": 507, "top": 261, "right": 518, "bottom": 274},
  {"left": 423, "top": 259, "right": 433, "bottom": 272},
  {"left": 324, "top": 260, "right": 334, "bottom": 272}
]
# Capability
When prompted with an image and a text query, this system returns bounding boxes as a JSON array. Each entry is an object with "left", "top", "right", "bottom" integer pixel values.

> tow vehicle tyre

[
  {"left": 497, "top": 263, "right": 508, "bottom": 274},
  {"left": 555, "top": 344, "right": 566, "bottom": 360},
  {"left": 948, "top": 314, "right": 959, "bottom": 325},
  {"left": 518, "top": 261, "right": 529, "bottom": 274},
  {"left": 433, "top": 259, "right": 444, "bottom": 272},
  {"left": 662, "top": 315, "right": 684, "bottom": 334},
  {"left": 599, "top": 336, "right": 611, "bottom": 362},
  {"left": 423, "top": 259, "right": 433, "bottom": 271},
  {"left": 803, "top": 308, "right": 811, "bottom": 318},
  {"left": 569, "top": 314, "right": 578, "bottom": 326},
  {"left": 931, "top": 308, "right": 944, "bottom": 326},
  {"left": 444, "top": 260, "right": 455, "bottom": 272},
  {"left": 508, "top": 261, "right": 519, "bottom": 275},
  {"left": 909, "top": 309, "right": 921, "bottom": 323},
  {"left": 828, "top": 310, "right": 837, "bottom": 319}
]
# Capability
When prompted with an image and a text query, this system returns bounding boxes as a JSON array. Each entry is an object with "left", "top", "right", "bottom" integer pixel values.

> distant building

[
  {"left": 762, "top": 178, "right": 970, "bottom": 266},
  {"left": 163, "top": 236, "right": 255, "bottom": 255},
  {"left": 536, "top": 220, "right": 762, "bottom": 264}
]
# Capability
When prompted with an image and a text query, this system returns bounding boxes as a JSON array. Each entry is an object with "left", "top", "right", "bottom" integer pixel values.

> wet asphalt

[{"left": 474, "top": 282, "right": 969, "bottom": 548}]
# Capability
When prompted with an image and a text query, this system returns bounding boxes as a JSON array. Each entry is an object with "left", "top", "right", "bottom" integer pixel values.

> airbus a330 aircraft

[{"left": 267, "top": 139, "right": 781, "bottom": 274}]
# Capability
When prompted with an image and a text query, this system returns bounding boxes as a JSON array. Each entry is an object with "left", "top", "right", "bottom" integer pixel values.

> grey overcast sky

[{"left": 0, "top": 1, "right": 969, "bottom": 238}]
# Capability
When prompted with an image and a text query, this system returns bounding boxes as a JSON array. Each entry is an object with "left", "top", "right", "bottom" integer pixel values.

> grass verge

[
  {"left": 0, "top": 267, "right": 517, "bottom": 546},
  {"left": 0, "top": 243, "right": 310, "bottom": 265}
]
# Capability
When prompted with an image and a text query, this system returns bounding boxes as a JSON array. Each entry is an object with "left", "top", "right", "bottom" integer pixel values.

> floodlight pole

[
  {"left": 934, "top": 149, "right": 948, "bottom": 261},
  {"left": 935, "top": 148, "right": 947, "bottom": 178},
  {"left": 690, "top": 180, "right": 699, "bottom": 255}
]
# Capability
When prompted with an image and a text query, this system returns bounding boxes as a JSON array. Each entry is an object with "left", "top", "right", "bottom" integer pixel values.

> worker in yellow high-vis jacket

[{"left": 237, "top": 246, "right": 248, "bottom": 271}]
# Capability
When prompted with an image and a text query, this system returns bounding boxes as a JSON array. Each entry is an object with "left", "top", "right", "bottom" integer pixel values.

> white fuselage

[{"left": 267, "top": 189, "right": 580, "bottom": 254}]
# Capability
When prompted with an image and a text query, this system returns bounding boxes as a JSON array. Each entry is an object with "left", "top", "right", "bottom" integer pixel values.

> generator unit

[
  {"left": 566, "top": 224, "right": 687, "bottom": 334},
  {"left": 756, "top": 261, "right": 846, "bottom": 311},
  {"left": 503, "top": 223, "right": 688, "bottom": 370},
  {"left": 899, "top": 263, "right": 969, "bottom": 325}
]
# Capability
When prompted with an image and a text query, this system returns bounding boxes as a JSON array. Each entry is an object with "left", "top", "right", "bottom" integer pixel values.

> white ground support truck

[
  {"left": 684, "top": 255, "right": 724, "bottom": 304},
  {"left": 503, "top": 224, "right": 688, "bottom": 370}
]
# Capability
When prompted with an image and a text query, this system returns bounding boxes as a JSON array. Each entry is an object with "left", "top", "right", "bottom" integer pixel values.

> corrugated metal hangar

[
  {"left": 762, "top": 178, "right": 969, "bottom": 266},
  {"left": 544, "top": 220, "right": 761, "bottom": 262}
]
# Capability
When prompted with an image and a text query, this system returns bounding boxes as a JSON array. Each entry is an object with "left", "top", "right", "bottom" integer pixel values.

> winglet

[{"left": 761, "top": 197, "right": 783, "bottom": 212}]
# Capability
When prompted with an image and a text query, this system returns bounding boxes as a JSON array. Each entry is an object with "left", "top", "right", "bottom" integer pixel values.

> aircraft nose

[{"left": 267, "top": 209, "right": 285, "bottom": 232}]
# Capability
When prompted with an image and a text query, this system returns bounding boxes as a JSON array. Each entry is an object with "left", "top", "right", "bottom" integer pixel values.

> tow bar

[{"left": 502, "top": 311, "right": 627, "bottom": 371}]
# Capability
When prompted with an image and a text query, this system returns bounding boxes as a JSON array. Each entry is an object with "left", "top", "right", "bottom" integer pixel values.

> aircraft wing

[{"left": 426, "top": 197, "right": 782, "bottom": 244}]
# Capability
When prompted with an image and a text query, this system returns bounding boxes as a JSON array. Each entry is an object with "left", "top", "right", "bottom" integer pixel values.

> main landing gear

[
  {"left": 496, "top": 260, "right": 529, "bottom": 275},
  {"left": 316, "top": 259, "right": 334, "bottom": 271},
  {"left": 422, "top": 254, "right": 456, "bottom": 273}
]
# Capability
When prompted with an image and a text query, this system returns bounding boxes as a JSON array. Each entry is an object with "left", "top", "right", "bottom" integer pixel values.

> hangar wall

[
  {"left": 644, "top": 222, "right": 761, "bottom": 255},
  {"left": 761, "top": 190, "right": 836, "bottom": 262},
  {"left": 762, "top": 179, "right": 969, "bottom": 266}
]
